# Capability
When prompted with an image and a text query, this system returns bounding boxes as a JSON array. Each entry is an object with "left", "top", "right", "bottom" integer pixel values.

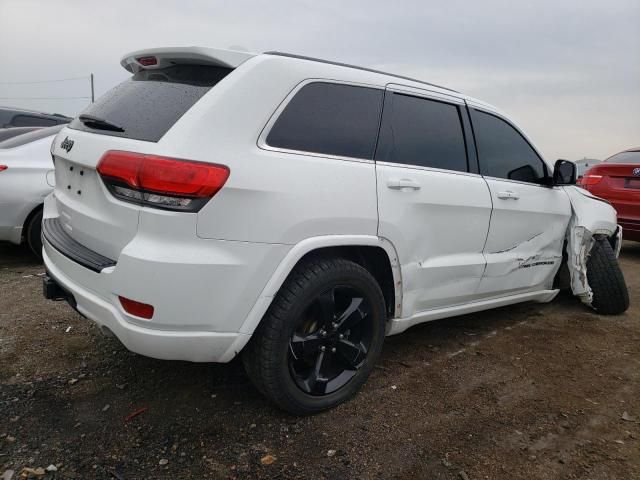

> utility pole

[{"left": 90, "top": 73, "right": 95, "bottom": 103}]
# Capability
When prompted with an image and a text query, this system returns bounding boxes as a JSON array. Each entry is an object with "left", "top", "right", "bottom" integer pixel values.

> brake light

[
  {"left": 97, "top": 151, "right": 229, "bottom": 211},
  {"left": 137, "top": 56, "right": 158, "bottom": 66},
  {"left": 119, "top": 296, "right": 154, "bottom": 319},
  {"left": 0, "top": 165, "right": 7, "bottom": 172},
  {"left": 580, "top": 174, "right": 603, "bottom": 186}
]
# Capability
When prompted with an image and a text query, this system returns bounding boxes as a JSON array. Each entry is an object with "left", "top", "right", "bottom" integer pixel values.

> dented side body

[{"left": 563, "top": 186, "right": 620, "bottom": 305}]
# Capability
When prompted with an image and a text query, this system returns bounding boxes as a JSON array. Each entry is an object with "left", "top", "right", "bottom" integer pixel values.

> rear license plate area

[
  {"left": 625, "top": 178, "right": 640, "bottom": 190},
  {"left": 56, "top": 157, "right": 87, "bottom": 196}
]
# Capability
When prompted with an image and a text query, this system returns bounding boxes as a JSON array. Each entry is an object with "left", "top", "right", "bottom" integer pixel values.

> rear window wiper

[{"left": 78, "top": 114, "right": 125, "bottom": 133}]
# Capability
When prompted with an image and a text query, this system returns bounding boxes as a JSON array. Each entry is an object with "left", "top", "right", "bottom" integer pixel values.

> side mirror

[{"left": 553, "top": 159, "right": 577, "bottom": 185}]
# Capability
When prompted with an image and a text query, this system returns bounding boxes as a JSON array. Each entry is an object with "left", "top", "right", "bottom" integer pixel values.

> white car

[
  {"left": 42, "top": 47, "right": 629, "bottom": 414},
  {"left": 0, "top": 125, "right": 65, "bottom": 256}
]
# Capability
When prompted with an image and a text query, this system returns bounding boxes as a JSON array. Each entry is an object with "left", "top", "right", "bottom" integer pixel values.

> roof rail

[{"left": 263, "top": 51, "right": 459, "bottom": 93}]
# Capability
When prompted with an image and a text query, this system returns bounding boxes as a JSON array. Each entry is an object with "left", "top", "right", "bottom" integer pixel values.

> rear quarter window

[
  {"left": 606, "top": 151, "right": 640, "bottom": 164},
  {"left": 265, "top": 82, "right": 383, "bottom": 160},
  {"left": 69, "top": 64, "right": 232, "bottom": 142}
]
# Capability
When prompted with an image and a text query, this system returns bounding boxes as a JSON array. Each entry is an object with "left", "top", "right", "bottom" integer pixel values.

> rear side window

[
  {"left": 471, "top": 109, "right": 547, "bottom": 184},
  {"left": 266, "top": 82, "right": 383, "bottom": 160},
  {"left": 606, "top": 151, "right": 640, "bottom": 164},
  {"left": 69, "top": 65, "right": 232, "bottom": 142},
  {"left": 375, "top": 93, "right": 468, "bottom": 172},
  {"left": 12, "top": 115, "right": 58, "bottom": 127}
]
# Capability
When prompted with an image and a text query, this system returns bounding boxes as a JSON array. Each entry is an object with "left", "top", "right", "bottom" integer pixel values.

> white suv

[{"left": 42, "top": 47, "right": 629, "bottom": 414}]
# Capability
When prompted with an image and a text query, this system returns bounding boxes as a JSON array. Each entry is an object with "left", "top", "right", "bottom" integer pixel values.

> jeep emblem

[
  {"left": 60, "top": 136, "right": 74, "bottom": 153},
  {"left": 633, "top": 167, "right": 640, "bottom": 176}
]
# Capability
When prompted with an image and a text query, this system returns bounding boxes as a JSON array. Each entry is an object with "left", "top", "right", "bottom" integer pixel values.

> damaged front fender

[{"left": 563, "top": 186, "right": 620, "bottom": 306}]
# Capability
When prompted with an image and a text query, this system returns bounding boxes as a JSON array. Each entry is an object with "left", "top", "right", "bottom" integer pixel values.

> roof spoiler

[{"left": 120, "top": 46, "right": 256, "bottom": 73}]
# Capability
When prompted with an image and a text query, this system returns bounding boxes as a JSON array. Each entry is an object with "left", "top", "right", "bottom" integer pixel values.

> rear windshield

[
  {"left": 0, "top": 124, "right": 65, "bottom": 149},
  {"left": 69, "top": 65, "right": 232, "bottom": 142},
  {"left": 605, "top": 151, "right": 640, "bottom": 164}
]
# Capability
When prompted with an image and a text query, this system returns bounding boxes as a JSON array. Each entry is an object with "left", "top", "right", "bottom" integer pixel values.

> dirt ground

[{"left": 1, "top": 242, "right": 638, "bottom": 480}]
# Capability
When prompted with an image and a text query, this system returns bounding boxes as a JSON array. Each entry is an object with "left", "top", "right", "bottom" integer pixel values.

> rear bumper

[
  {"left": 619, "top": 218, "right": 640, "bottom": 242},
  {"left": 43, "top": 247, "right": 250, "bottom": 362},
  {"left": 43, "top": 217, "right": 116, "bottom": 272},
  {"left": 41, "top": 200, "right": 291, "bottom": 362}
]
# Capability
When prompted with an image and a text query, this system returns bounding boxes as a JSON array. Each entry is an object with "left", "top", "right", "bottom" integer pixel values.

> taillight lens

[
  {"left": 97, "top": 151, "right": 229, "bottom": 211},
  {"left": 119, "top": 296, "right": 154, "bottom": 319},
  {"left": 580, "top": 174, "right": 603, "bottom": 187},
  {"left": 0, "top": 165, "right": 7, "bottom": 172}
]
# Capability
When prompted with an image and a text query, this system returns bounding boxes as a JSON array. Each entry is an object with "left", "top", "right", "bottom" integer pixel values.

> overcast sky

[{"left": 1, "top": 0, "right": 638, "bottom": 160}]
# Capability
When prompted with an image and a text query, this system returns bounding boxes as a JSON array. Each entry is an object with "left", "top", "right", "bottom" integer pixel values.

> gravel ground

[{"left": 1, "top": 241, "right": 639, "bottom": 480}]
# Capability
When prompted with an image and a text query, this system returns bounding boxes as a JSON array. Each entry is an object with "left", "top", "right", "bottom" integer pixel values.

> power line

[
  {"left": 0, "top": 75, "right": 90, "bottom": 85},
  {"left": 0, "top": 96, "right": 91, "bottom": 100}
]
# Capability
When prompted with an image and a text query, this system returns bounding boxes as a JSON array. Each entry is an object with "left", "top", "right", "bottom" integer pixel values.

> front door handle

[
  {"left": 497, "top": 190, "right": 520, "bottom": 200},
  {"left": 387, "top": 178, "right": 421, "bottom": 190}
]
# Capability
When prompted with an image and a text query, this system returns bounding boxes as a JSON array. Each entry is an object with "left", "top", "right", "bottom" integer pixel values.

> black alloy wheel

[
  {"left": 243, "top": 258, "right": 387, "bottom": 415},
  {"left": 288, "top": 285, "right": 373, "bottom": 395}
]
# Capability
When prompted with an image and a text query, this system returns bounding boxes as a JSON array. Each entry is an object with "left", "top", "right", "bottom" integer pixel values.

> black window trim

[
  {"left": 467, "top": 104, "right": 554, "bottom": 187},
  {"left": 373, "top": 86, "right": 475, "bottom": 176},
  {"left": 258, "top": 78, "right": 385, "bottom": 164}
]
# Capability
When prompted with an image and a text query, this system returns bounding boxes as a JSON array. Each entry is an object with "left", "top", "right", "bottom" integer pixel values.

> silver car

[{"left": 0, "top": 125, "right": 65, "bottom": 257}]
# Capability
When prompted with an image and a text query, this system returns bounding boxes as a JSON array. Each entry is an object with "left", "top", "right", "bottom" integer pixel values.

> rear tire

[
  {"left": 26, "top": 209, "right": 43, "bottom": 260},
  {"left": 586, "top": 238, "right": 629, "bottom": 315},
  {"left": 243, "top": 258, "right": 386, "bottom": 415}
]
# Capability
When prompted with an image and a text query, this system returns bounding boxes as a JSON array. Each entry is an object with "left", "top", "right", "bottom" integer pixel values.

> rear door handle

[
  {"left": 387, "top": 178, "right": 421, "bottom": 190},
  {"left": 497, "top": 190, "right": 519, "bottom": 200}
]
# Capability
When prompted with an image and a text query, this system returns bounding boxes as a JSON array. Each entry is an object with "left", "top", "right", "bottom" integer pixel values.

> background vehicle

[
  {"left": 41, "top": 47, "right": 629, "bottom": 414},
  {"left": 578, "top": 148, "right": 640, "bottom": 241},
  {"left": 574, "top": 157, "right": 600, "bottom": 180},
  {"left": 0, "top": 126, "right": 43, "bottom": 143},
  {"left": 0, "top": 124, "right": 66, "bottom": 257},
  {"left": 0, "top": 106, "right": 71, "bottom": 128}
]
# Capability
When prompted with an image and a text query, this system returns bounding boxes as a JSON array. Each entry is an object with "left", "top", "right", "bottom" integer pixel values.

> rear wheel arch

[
  {"left": 236, "top": 237, "right": 402, "bottom": 344},
  {"left": 293, "top": 245, "right": 397, "bottom": 319}
]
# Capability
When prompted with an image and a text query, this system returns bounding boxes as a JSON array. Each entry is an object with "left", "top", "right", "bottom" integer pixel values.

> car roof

[
  {"left": 263, "top": 51, "right": 459, "bottom": 93},
  {"left": 120, "top": 46, "right": 500, "bottom": 114}
]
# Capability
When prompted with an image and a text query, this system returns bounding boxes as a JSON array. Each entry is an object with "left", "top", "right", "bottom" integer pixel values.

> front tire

[
  {"left": 243, "top": 258, "right": 387, "bottom": 415},
  {"left": 586, "top": 238, "right": 629, "bottom": 315},
  {"left": 26, "top": 209, "right": 43, "bottom": 260}
]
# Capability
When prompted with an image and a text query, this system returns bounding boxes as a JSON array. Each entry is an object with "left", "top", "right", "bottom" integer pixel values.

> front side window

[
  {"left": 471, "top": 109, "right": 547, "bottom": 184},
  {"left": 266, "top": 82, "right": 383, "bottom": 160},
  {"left": 375, "top": 93, "right": 468, "bottom": 172}
]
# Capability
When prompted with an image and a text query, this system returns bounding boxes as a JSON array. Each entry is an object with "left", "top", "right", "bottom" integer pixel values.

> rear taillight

[
  {"left": 119, "top": 296, "right": 154, "bottom": 319},
  {"left": 580, "top": 174, "right": 603, "bottom": 187},
  {"left": 96, "top": 151, "right": 229, "bottom": 212},
  {"left": 0, "top": 165, "right": 7, "bottom": 172}
]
